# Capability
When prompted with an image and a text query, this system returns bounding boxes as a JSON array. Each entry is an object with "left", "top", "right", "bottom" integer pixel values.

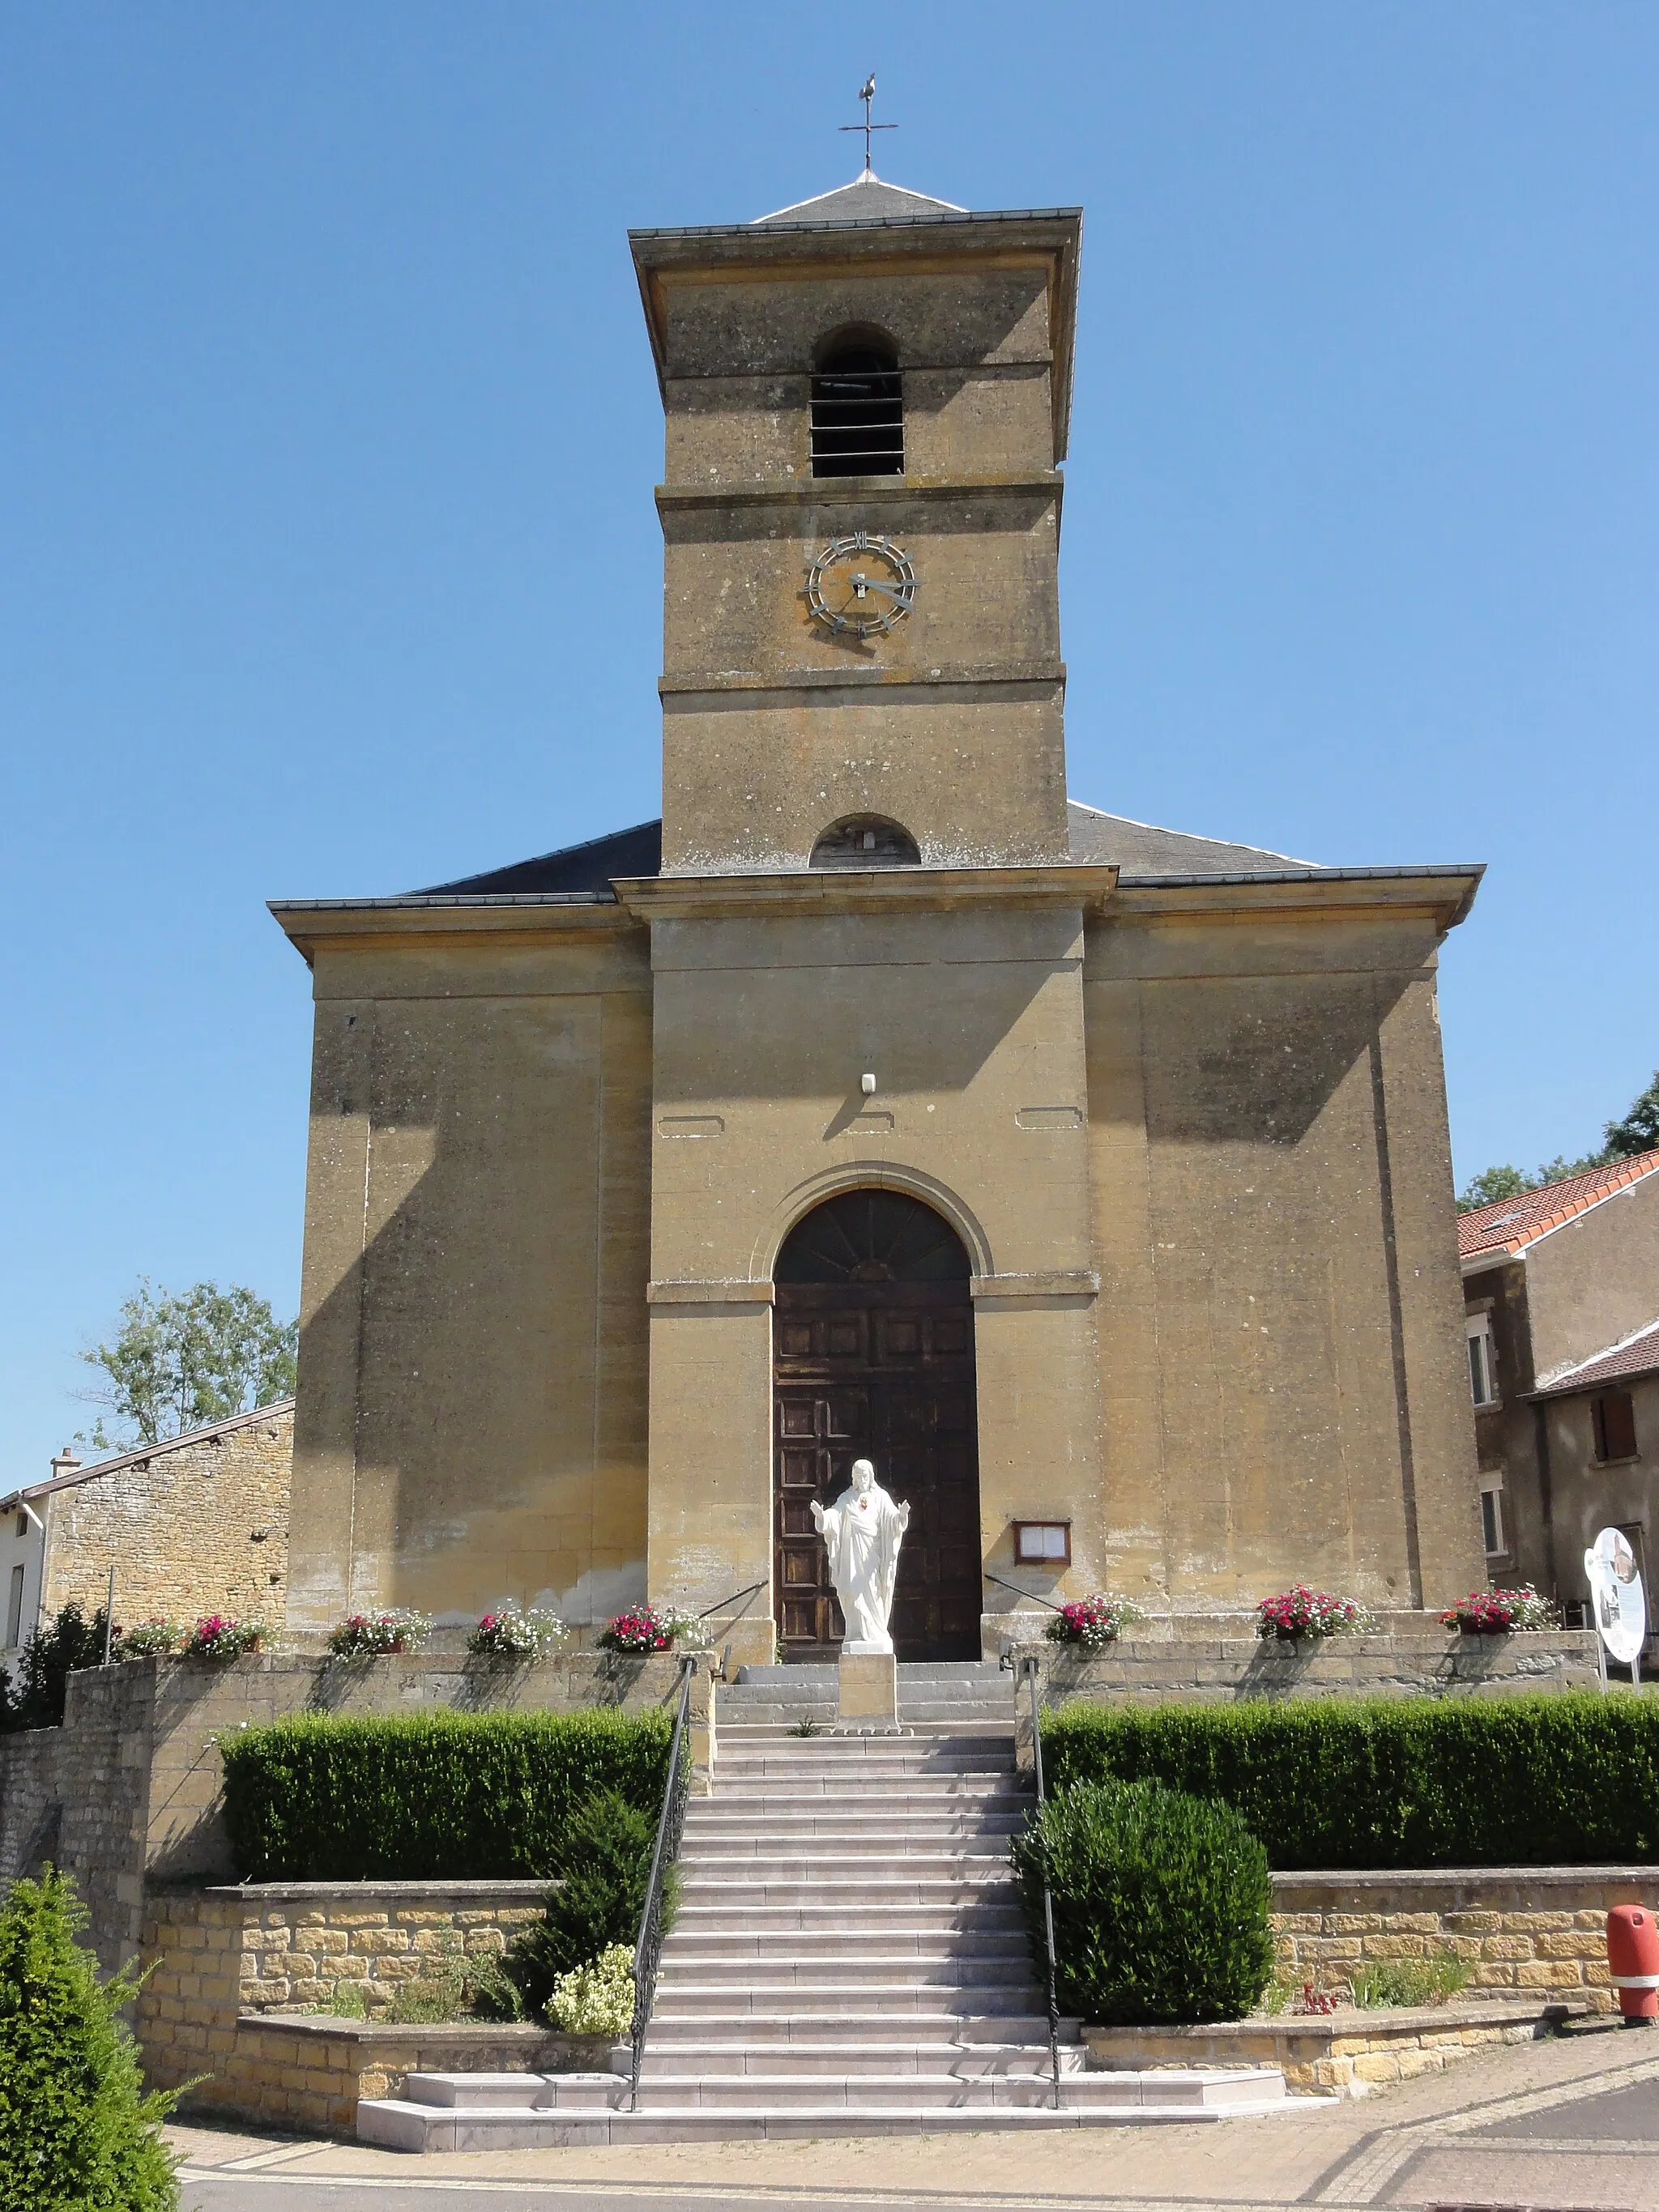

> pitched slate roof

[
  {"left": 394, "top": 802, "right": 1476, "bottom": 905},
  {"left": 751, "top": 175, "right": 966, "bottom": 227},
  {"left": 1064, "top": 802, "right": 1311, "bottom": 875},
  {"left": 1458, "top": 1149, "right": 1659, "bottom": 1264},
  {"left": 413, "top": 821, "right": 663, "bottom": 897},
  {"left": 1533, "top": 1318, "right": 1659, "bottom": 1399}
]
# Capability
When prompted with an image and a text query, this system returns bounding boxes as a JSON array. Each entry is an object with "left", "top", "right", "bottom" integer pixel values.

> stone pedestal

[{"left": 838, "top": 1652, "right": 898, "bottom": 1724}]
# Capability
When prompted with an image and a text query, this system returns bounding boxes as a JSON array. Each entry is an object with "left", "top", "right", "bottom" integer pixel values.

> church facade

[{"left": 273, "top": 175, "right": 1485, "bottom": 1662}]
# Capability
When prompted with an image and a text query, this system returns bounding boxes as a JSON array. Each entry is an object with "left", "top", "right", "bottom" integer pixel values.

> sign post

[{"left": 1585, "top": 1528, "right": 1647, "bottom": 1689}]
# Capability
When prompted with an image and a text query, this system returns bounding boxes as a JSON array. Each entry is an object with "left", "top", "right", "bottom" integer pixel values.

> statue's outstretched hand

[
  {"left": 810, "top": 1499, "right": 827, "bottom": 1531},
  {"left": 896, "top": 1500, "right": 911, "bottom": 1532}
]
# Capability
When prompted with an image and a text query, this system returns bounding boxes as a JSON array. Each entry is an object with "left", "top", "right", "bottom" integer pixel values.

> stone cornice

[
  {"left": 612, "top": 863, "right": 1120, "bottom": 924},
  {"left": 1107, "top": 867, "right": 1483, "bottom": 936},
  {"left": 659, "top": 660, "right": 1065, "bottom": 701},
  {"left": 655, "top": 471, "right": 1060, "bottom": 516},
  {"left": 268, "top": 896, "right": 641, "bottom": 967}
]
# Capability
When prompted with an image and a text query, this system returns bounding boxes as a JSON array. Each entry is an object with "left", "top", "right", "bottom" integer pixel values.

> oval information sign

[{"left": 1585, "top": 1527, "right": 1648, "bottom": 1667}]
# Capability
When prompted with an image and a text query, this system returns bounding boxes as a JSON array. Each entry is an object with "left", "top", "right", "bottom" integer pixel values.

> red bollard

[{"left": 1606, "top": 1906, "right": 1659, "bottom": 2025}]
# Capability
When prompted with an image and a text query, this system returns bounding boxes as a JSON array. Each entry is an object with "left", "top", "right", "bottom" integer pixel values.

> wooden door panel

[{"left": 774, "top": 1280, "right": 980, "bottom": 1663}]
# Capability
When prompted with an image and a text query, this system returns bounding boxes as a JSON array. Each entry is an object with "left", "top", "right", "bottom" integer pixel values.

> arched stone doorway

[{"left": 773, "top": 1189, "right": 982, "bottom": 1662}]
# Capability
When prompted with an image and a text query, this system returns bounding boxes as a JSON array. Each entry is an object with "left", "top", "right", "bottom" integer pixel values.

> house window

[
  {"left": 6, "top": 1563, "right": 23, "bottom": 1650},
  {"left": 1593, "top": 1388, "right": 1639, "bottom": 1464},
  {"left": 1466, "top": 1315, "right": 1499, "bottom": 1408},
  {"left": 810, "top": 333, "right": 903, "bottom": 478},
  {"left": 1479, "top": 1484, "right": 1505, "bottom": 1558}
]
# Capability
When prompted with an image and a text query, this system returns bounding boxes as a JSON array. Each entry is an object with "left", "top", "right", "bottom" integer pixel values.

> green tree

[
  {"left": 0, "top": 1604, "right": 109, "bottom": 1734},
  {"left": 77, "top": 1280, "right": 296, "bottom": 1452},
  {"left": 1604, "top": 1070, "right": 1659, "bottom": 1161},
  {"left": 0, "top": 1869, "right": 180, "bottom": 2211},
  {"left": 1456, "top": 1066, "right": 1659, "bottom": 1213}
]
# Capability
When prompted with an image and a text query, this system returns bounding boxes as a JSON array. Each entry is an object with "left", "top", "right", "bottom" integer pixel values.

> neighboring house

[
  {"left": 1460, "top": 1152, "right": 1659, "bottom": 1620},
  {"left": 0, "top": 1401, "right": 294, "bottom": 1669}
]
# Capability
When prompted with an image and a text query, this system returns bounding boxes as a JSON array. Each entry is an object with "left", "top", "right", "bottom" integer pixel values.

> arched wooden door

[{"left": 773, "top": 1190, "right": 982, "bottom": 1662}]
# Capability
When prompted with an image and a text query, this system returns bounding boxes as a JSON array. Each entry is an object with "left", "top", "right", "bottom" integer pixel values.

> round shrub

[{"left": 1012, "top": 1778, "right": 1273, "bottom": 2026}]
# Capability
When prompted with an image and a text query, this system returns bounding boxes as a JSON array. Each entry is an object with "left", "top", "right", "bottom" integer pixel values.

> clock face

[{"left": 806, "top": 532, "right": 919, "bottom": 638}]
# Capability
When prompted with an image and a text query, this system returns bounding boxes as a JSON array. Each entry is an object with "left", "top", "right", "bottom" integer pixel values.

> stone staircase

[
  {"left": 357, "top": 1680, "right": 1296, "bottom": 2147},
  {"left": 715, "top": 1657, "right": 1018, "bottom": 1728}
]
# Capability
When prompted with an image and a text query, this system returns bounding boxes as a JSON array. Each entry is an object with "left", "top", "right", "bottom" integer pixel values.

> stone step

[
  {"left": 713, "top": 1757, "right": 1016, "bottom": 1781},
  {"left": 653, "top": 1983, "right": 1049, "bottom": 2018},
  {"left": 702, "top": 1778, "right": 1023, "bottom": 1805},
  {"left": 677, "top": 1878, "right": 1014, "bottom": 1909},
  {"left": 681, "top": 1849, "right": 1011, "bottom": 1879},
  {"left": 692, "top": 1787, "right": 1026, "bottom": 1810},
  {"left": 674, "top": 1903, "right": 1027, "bottom": 1936},
  {"left": 686, "top": 1803, "right": 1026, "bottom": 1827},
  {"left": 398, "top": 2072, "right": 619, "bottom": 2112},
  {"left": 642, "top": 2009, "right": 1083, "bottom": 2045},
  {"left": 667, "top": 1923, "right": 1028, "bottom": 1954},
  {"left": 657, "top": 1953, "right": 1035, "bottom": 1988},
  {"left": 681, "top": 1813, "right": 1021, "bottom": 1849},
  {"left": 731, "top": 1664, "right": 1012, "bottom": 1686},
  {"left": 639, "top": 2041, "right": 1088, "bottom": 2078},
  {"left": 358, "top": 2069, "right": 1299, "bottom": 2149},
  {"left": 630, "top": 2070, "right": 1284, "bottom": 2113},
  {"left": 720, "top": 1706, "right": 1017, "bottom": 1728}
]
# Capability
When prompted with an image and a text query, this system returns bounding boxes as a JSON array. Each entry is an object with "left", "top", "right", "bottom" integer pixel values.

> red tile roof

[
  {"left": 1459, "top": 1149, "right": 1659, "bottom": 1263},
  {"left": 1534, "top": 1318, "right": 1659, "bottom": 1399}
]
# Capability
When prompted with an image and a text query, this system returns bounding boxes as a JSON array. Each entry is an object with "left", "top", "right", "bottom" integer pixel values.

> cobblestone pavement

[{"left": 168, "top": 2022, "right": 1659, "bottom": 2212}]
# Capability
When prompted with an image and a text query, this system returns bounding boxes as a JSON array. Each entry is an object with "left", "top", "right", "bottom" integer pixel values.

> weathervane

[{"left": 840, "top": 74, "right": 896, "bottom": 178}]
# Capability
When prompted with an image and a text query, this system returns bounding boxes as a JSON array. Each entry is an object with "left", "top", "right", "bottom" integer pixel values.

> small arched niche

[
  {"left": 809, "top": 814, "right": 921, "bottom": 870},
  {"left": 810, "top": 326, "right": 903, "bottom": 479}
]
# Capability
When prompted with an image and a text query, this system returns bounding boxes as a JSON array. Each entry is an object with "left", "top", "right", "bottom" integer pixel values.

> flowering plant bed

[
  {"left": 183, "top": 1615, "right": 263, "bottom": 1660},
  {"left": 115, "top": 1618, "right": 181, "bottom": 1658},
  {"left": 1256, "top": 1586, "right": 1374, "bottom": 1641},
  {"left": 657, "top": 1606, "right": 712, "bottom": 1650},
  {"left": 467, "top": 1606, "right": 565, "bottom": 1662},
  {"left": 1043, "top": 1594, "right": 1145, "bottom": 1651},
  {"left": 327, "top": 1609, "right": 432, "bottom": 1657},
  {"left": 1440, "top": 1584, "right": 1558, "bottom": 1634},
  {"left": 599, "top": 1605, "right": 675, "bottom": 1653}
]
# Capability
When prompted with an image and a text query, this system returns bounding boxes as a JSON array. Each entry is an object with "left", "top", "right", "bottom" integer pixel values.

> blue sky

[{"left": 2, "top": 3, "right": 1654, "bottom": 1483}]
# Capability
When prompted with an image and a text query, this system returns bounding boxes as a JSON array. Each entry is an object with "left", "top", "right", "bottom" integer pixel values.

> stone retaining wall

[
  {"left": 139, "top": 1880, "right": 548, "bottom": 2031},
  {"left": 1085, "top": 1997, "right": 1580, "bottom": 2096},
  {"left": 1270, "top": 1865, "right": 1654, "bottom": 2013},
  {"left": 1014, "top": 1630, "right": 1601, "bottom": 1726},
  {"left": 168, "top": 2015, "right": 608, "bottom": 2135},
  {"left": 1, "top": 1650, "right": 708, "bottom": 1971}
]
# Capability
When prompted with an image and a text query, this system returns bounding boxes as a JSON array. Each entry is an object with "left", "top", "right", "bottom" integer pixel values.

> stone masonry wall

[
  {"left": 1271, "top": 1866, "right": 1655, "bottom": 2014},
  {"left": 0, "top": 1727, "right": 64, "bottom": 1882},
  {"left": 43, "top": 1404, "right": 292, "bottom": 1630},
  {"left": 0, "top": 1651, "right": 706, "bottom": 1975},
  {"left": 1009, "top": 1630, "right": 1601, "bottom": 1771},
  {"left": 137, "top": 1883, "right": 603, "bottom": 2133}
]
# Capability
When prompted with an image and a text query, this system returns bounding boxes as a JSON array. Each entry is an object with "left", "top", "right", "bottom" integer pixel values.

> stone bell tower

[{"left": 629, "top": 182, "right": 1083, "bottom": 872}]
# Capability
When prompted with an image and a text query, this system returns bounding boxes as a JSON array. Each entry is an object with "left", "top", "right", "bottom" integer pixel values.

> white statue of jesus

[{"left": 812, "top": 1459, "right": 911, "bottom": 1655}]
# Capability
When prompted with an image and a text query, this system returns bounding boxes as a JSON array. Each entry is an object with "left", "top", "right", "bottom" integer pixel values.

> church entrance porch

[{"left": 772, "top": 1190, "right": 982, "bottom": 1663}]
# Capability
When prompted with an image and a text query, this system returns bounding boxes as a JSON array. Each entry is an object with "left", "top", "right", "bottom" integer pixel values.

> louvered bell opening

[{"left": 810, "top": 348, "right": 903, "bottom": 479}]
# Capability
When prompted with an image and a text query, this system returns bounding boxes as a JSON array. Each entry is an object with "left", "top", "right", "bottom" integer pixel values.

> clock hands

[{"left": 847, "top": 574, "right": 916, "bottom": 605}]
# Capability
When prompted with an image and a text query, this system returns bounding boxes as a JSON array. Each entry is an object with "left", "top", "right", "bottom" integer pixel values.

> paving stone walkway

[{"left": 170, "top": 2017, "right": 1659, "bottom": 2210}]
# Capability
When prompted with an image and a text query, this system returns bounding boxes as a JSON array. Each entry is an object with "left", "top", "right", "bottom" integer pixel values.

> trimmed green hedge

[
  {"left": 1012, "top": 1779, "right": 1273, "bottom": 2026},
  {"left": 1043, "top": 1692, "right": 1659, "bottom": 1869},
  {"left": 221, "top": 1710, "right": 672, "bottom": 1880}
]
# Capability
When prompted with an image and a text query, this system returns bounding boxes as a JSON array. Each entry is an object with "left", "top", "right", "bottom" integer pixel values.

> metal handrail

[
  {"left": 984, "top": 1570, "right": 1066, "bottom": 1613},
  {"left": 629, "top": 1651, "right": 697, "bottom": 2111},
  {"left": 696, "top": 1580, "right": 766, "bottom": 1622},
  {"left": 1020, "top": 1653, "right": 1062, "bottom": 2112}
]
